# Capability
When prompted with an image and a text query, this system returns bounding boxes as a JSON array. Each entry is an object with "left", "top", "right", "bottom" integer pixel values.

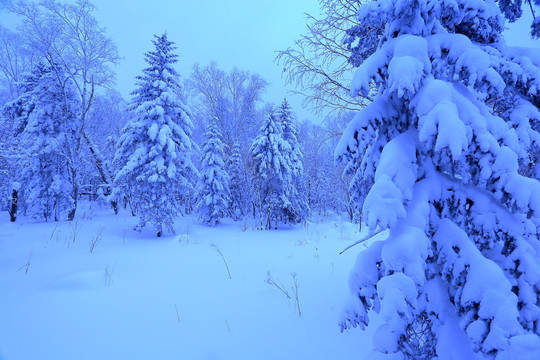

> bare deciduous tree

[
  {"left": 188, "top": 62, "right": 268, "bottom": 152},
  {"left": 0, "top": 25, "right": 35, "bottom": 99},
  {"left": 7, "top": 0, "right": 121, "bottom": 218},
  {"left": 276, "top": 0, "right": 376, "bottom": 115}
]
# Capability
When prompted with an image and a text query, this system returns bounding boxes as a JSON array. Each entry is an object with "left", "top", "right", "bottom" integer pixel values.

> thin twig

[
  {"left": 265, "top": 271, "right": 291, "bottom": 299},
  {"left": 292, "top": 273, "right": 301, "bottom": 317},
  {"left": 174, "top": 303, "right": 181, "bottom": 323},
  {"left": 48, "top": 221, "right": 60, "bottom": 243},
  {"left": 211, "top": 244, "right": 231, "bottom": 279},
  {"left": 104, "top": 262, "right": 116, "bottom": 287},
  {"left": 68, "top": 219, "right": 82, "bottom": 246},
  {"left": 89, "top": 226, "right": 104, "bottom": 253},
  {"left": 17, "top": 249, "right": 32, "bottom": 274}
]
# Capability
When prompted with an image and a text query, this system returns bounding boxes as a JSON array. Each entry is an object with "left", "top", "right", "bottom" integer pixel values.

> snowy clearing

[{"left": 0, "top": 203, "right": 375, "bottom": 360}]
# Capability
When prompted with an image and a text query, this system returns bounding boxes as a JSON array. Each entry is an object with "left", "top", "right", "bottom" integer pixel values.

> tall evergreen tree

[
  {"left": 251, "top": 111, "right": 295, "bottom": 229},
  {"left": 3, "top": 62, "right": 80, "bottom": 221},
  {"left": 336, "top": 0, "right": 540, "bottom": 358},
  {"left": 228, "top": 141, "right": 248, "bottom": 220},
  {"left": 277, "top": 98, "right": 309, "bottom": 222},
  {"left": 195, "top": 118, "right": 230, "bottom": 226},
  {"left": 1, "top": 64, "right": 42, "bottom": 220},
  {"left": 113, "top": 33, "right": 197, "bottom": 237}
]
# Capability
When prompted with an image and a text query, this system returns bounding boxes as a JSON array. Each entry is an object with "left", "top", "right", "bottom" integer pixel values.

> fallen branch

[{"left": 339, "top": 229, "right": 385, "bottom": 255}]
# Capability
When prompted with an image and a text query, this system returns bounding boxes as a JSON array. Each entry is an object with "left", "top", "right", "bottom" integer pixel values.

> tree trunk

[
  {"left": 68, "top": 183, "right": 78, "bottom": 221},
  {"left": 128, "top": 196, "right": 136, "bottom": 217},
  {"left": 82, "top": 131, "right": 118, "bottom": 214},
  {"left": 9, "top": 189, "right": 18, "bottom": 222}
]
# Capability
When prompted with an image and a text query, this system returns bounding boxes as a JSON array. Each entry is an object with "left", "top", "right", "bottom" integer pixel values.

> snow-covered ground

[{"left": 0, "top": 203, "right": 374, "bottom": 360}]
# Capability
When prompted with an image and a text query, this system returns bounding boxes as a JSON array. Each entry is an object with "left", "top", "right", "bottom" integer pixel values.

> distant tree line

[{"left": 0, "top": 0, "right": 354, "bottom": 235}]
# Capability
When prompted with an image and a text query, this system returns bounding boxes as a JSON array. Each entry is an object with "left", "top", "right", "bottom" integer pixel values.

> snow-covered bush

[
  {"left": 337, "top": 0, "right": 540, "bottom": 358},
  {"left": 113, "top": 33, "right": 197, "bottom": 237}
]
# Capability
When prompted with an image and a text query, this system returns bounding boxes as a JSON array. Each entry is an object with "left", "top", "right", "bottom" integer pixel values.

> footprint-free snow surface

[{"left": 0, "top": 203, "right": 375, "bottom": 360}]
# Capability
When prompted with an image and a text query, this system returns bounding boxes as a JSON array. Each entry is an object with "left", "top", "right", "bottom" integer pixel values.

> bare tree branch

[{"left": 275, "top": 0, "right": 374, "bottom": 116}]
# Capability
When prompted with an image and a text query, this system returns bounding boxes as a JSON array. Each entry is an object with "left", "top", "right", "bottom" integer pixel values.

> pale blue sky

[
  {"left": 90, "top": 0, "right": 321, "bottom": 121},
  {"left": 89, "top": 1, "right": 539, "bottom": 122}
]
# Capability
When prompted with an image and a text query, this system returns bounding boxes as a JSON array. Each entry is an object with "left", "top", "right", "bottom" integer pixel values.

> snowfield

[{"left": 0, "top": 203, "right": 374, "bottom": 360}]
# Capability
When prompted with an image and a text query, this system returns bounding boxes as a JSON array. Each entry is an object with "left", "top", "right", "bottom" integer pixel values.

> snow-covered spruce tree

[
  {"left": 1, "top": 64, "right": 42, "bottom": 221},
  {"left": 336, "top": 0, "right": 540, "bottom": 358},
  {"left": 1, "top": 63, "right": 45, "bottom": 138},
  {"left": 3, "top": 62, "right": 80, "bottom": 221},
  {"left": 251, "top": 111, "right": 295, "bottom": 229},
  {"left": 277, "top": 98, "right": 309, "bottom": 222},
  {"left": 113, "top": 33, "right": 197, "bottom": 237},
  {"left": 195, "top": 118, "right": 230, "bottom": 226},
  {"left": 228, "top": 141, "right": 249, "bottom": 220}
]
